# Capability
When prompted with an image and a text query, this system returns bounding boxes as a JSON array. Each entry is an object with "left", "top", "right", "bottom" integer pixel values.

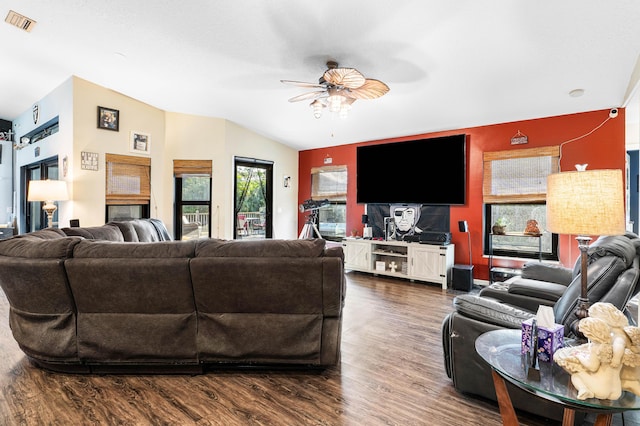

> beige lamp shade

[
  {"left": 546, "top": 169, "right": 625, "bottom": 236},
  {"left": 27, "top": 179, "right": 69, "bottom": 202}
]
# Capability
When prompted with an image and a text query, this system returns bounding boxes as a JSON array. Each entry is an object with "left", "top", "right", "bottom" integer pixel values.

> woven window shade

[
  {"left": 311, "top": 165, "right": 347, "bottom": 201},
  {"left": 483, "top": 146, "right": 559, "bottom": 204},
  {"left": 173, "top": 159, "right": 212, "bottom": 177},
  {"left": 105, "top": 154, "right": 151, "bottom": 205}
]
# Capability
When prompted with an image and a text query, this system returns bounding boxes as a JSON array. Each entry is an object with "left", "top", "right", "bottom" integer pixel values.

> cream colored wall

[
  {"left": 164, "top": 112, "right": 225, "bottom": 237},
  {"left": 164, "top": 113, "right": 299, "bottom": 239},
  {"left": 72, "top": 77, "right": 166, "bottom": 227}
]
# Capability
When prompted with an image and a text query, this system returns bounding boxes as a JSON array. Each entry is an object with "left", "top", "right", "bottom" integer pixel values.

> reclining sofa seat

[
  {"left": 441, "top": 233, "right": 640, "bottom": 421},
  {"left": 0, "top": 219, "right": 345, "bottom": 373}
]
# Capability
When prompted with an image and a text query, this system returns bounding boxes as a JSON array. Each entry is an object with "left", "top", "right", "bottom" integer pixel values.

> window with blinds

[
  {"left": 173, "top": 160, "right": 212, "bottom": 240},
  {"left": 173, "top": 159, "right": 212, "bottom": 177},
  {"left": 483, "top": 146, "right": 559, "bottom": 204},
  {"left": 311, "top": 165, "right": 347, "bottom": 201},
  {"left": 482, "top": 146, "right": 560, "bottom": 262},
  {"left": 310, "top": 165, "right": 347, "bottom": 241},
  {"left": 105, "top": 154, "right": 151, "bottom": 205}
]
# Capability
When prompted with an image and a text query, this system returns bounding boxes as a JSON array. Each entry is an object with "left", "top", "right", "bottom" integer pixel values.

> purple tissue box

[{"left": 521, "top": 318, "right": 564, "bottom": 362}]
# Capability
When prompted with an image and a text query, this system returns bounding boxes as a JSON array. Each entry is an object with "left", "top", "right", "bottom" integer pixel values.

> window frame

[
  {"left": 483, "top": 203, "right": 559, "bottom": 261},
  {"left": 173, "top": 160, "right": 212, "bottom": 240},
  {"left": 310, "top": 165, "right": 347, "bottom": 242},
  {"left": 482, "top": 146, "right": 560, "bottom": 261}
]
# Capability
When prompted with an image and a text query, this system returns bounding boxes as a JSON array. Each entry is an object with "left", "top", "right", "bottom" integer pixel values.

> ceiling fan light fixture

[
  {"left": 339, "top": 98, "right": 355, "bottom": 119},
  {"left": 327, "top": 88, "right": 346, "bottom": 113},
  {"left": 282, "top": 61, "right": 388, "bottom": 120},
  {"left": 310, "top": 99, "right": 325, "bottom": 119}
]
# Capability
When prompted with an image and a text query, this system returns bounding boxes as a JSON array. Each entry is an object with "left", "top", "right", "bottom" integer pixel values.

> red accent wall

[{"left": 298, "top": 108, "right": 626, "bottom": 280}]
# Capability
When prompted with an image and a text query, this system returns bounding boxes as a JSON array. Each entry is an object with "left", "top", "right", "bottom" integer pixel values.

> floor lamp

[
  {"left": 27, "top": 179, "right": 69, "bottom": 228},
  {"left": 546, "top": 168, "right": 625, "bottom": 336}
]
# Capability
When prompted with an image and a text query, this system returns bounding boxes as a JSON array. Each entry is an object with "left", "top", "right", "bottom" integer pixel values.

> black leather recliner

[{"left": 441, "top": 233, "right": 640, "bottom": 422}]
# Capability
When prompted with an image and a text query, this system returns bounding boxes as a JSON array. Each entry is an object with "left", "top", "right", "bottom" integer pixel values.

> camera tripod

[{"left": 298, "top": 210, "right": 322, "bottom": 239}]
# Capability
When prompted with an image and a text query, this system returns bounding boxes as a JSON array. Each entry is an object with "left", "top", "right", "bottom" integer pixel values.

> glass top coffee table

[{"left": 476, "top": 329, "right": 640, "bottom": 426}]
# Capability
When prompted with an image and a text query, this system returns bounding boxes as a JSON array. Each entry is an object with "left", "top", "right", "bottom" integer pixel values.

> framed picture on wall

[
  {"left": 97, "top": 106, "right": 119, "bottom": 131},
  {"left": 130, "top": 131, "right": 151, "bottom": 154}
]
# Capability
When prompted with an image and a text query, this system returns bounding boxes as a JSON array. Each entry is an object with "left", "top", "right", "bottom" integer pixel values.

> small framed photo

[
  {"left": 130, "top": 131, "right": 151, "bottom": 154},
  {"left": 97, "top": 106, "right": 119, "bottom": 131}
]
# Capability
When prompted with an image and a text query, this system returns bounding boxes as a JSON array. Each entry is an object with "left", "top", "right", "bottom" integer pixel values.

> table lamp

[
  {"left": 27, "top": 179, "right": 69, "bottom": 228},
  {"left": 546, "top": 168, "right": 625, "bottom": 335}
]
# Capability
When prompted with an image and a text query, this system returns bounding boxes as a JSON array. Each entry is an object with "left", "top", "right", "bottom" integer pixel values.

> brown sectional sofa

[{"left": 0, "top": 220, "right": 345, "bottom": 373}]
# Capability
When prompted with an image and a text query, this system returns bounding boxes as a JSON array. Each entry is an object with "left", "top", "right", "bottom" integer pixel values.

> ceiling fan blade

[
  {"left": 288, "top": 91, "right": 326, "bottom": 102},
  {"left": 323, "top": 68, "right": 366, "bottom": 89},
  {"left": 348, "top": 79, "right": 390, "bottom": 100},
  {"left": 281, "top": 80, "right": 326, "bottom": 89}
]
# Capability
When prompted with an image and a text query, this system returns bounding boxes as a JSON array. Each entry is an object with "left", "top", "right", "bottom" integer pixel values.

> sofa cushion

[
  {"left": 107, "top": 221, "right": 139, "bottom": 242},
  {"left": 62, "top": 224, "right": 124, "bottom": 241},
  {"left": 521, "top": 262, "right": 573, "bottom": 285},
  {"left": 17, "top": 228, "right": 66, "bottom": 240},
  {"left": 507, "top": 278, "right": 568, "bottom": 301},
  {"left": 453, "top": 294, "right": 534, "bottom": 329},
  {"left": 195, "top": 238, "right": 326, "bottom": 257},
  {"left": 72, "top": 240, "right": 196, "bottom": 258},
  {"left": 0, "top": 235, "right": 81, "bottom": 259}
]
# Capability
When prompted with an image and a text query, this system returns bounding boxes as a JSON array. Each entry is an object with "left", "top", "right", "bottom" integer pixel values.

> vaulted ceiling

[{"left": 2, "top": 1, "right": 640, "bottom": 150}]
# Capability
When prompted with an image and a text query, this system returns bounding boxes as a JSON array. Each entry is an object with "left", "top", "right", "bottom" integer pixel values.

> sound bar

[{"left": 419, "top": 231, "right": 452, "bottom": 245}]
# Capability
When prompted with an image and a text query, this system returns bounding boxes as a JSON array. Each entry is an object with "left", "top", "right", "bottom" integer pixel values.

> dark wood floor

[{"left": 0, "top": 271, "right": 636, "bottom": 425}]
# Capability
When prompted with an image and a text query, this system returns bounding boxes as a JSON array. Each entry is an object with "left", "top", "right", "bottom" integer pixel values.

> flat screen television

[{"left": 356, "top": 134, "right": 467, "bottom": 205}]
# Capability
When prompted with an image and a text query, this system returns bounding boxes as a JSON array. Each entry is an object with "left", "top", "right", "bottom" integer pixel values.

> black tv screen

[{"left": 356, "top": 134, "right": 467, "bottom": 205}]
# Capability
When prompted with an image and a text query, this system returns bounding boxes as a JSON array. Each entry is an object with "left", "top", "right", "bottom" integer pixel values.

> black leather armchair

[{"left": 442, "top": 233, "right": 640, "bottom": 421}]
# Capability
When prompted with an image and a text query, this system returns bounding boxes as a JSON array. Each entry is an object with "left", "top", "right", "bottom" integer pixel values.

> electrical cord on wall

[{"left": 557, "top": 109, "right": 618, "bottom": 171}]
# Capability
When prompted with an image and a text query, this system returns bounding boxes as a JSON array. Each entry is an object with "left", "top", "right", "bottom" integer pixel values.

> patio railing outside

[
  {"left": 236, "top": 211, "right": 265, "bottom": 238},
  {"left": 181, "top": 211, "right": 265, "bottom": 240}
]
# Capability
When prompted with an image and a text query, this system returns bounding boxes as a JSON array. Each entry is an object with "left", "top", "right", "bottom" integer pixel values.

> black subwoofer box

[{"left": 452, "top": 264, "right": 474, "bottom": 291}]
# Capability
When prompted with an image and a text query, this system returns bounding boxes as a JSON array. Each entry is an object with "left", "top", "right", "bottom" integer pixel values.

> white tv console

[{"left": 342, "top": 238, "right": 455, "bottom": 289}]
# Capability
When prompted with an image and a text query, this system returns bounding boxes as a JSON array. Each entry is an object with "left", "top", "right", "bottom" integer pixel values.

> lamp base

[
  {"left": 42, "top": 202, "right": 57, "bottom": 228},
  {"left": 571, "top": 236, "right": 592, "bottom": 339}
]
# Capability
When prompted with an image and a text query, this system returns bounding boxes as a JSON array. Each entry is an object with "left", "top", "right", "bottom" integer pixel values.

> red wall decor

[{"left": 298, "top": 108, "right": 626, "bottom": 280}]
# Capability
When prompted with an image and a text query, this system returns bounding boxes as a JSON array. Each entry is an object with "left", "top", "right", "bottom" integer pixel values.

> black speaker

[
  {"left": 452, "top": 264, "right": 474, "bottom": 291},
  {"left": 362, "top": 214, "right": 369, "bottom": 224},
  {"left": 458, "top": 220, "right": 468, "bottom": 232}
]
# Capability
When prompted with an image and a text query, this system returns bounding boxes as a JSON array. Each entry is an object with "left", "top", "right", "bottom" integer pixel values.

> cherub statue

[
  {"left": 588, "top": 302, "right": 630, "bottom": 368},
  {"left": 621, "top": 326, "right": 640, "bottom": 395},
  {"left": 554, "top": 316, "right": 622, "bottom": 400}
]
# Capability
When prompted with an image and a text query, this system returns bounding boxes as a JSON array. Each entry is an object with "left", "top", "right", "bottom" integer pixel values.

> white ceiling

[{"left": 2, "top": 1, "right": 640, "bottom": 151}]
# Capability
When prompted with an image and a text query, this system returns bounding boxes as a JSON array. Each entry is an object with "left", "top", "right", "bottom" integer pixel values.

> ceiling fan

[{"left": 281, "top": 61, "right": 390, "bottom": 119}]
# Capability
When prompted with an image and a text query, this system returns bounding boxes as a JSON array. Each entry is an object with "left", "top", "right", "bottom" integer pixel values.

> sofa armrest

[
  {"left": 507, "top": 278, "right": 568, "bottom": 302},
  {"left": 453, "top": 294, "right": 535, "bottom": 329},
  {"left": 521, "top": 262, "right": 573, "bottom": 285}
]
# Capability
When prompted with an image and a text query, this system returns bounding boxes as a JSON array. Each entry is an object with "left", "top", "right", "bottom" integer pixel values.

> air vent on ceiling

[{"left": 5, "top": 10, "right": 36, "bottom": 32}]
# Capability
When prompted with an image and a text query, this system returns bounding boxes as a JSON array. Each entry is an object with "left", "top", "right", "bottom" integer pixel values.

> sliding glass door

[{"left": 234, "top": 157, "right": 273, "bottom": 240}]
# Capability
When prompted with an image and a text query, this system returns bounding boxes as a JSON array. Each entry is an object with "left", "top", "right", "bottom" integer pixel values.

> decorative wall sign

[
  {"left": 81, "top": 151, "right": 99, "bottom": 171},
  {"left": 510, "top": 130, "right": 528, "bottom": 145},
  {"left": 130, "top": 131, "right": 150, "bottom": 154},
  {"left": 97, "top": 106, "right": 119, "bottom": 131},
  {"left": 33, "top": 103, "right": 39, "bottom": 125}
]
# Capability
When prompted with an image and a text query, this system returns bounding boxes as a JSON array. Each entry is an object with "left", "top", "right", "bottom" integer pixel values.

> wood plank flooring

[{"left": 0, "top": 271, "right": 634, "bottom": 425}]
